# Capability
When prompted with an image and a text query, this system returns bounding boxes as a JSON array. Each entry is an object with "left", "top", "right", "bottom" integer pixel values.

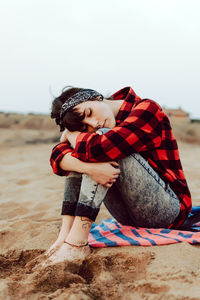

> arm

[
  {"left": 59, "top": 152, "right": 120, "bottom": 187},
  {"left": 71, "top": 100, "right": 164, "bottom": 162},
  {"left": 50, "top": 139, "right": 120, "bottom": 187},
  {"left": 50, "top": 142, "right": 73, "bottom": 176},
  {"left": 59, "top": 152, "right": 88, "bottom": 173},
  {"left": 49, "top": 128, "right": 101, "bottom": 176},
  {"left": 50, "top": 131, "right": 89, "bottom": 176}
]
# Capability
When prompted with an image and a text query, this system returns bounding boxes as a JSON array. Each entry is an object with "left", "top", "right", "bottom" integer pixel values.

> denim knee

[
  {"left": 61, "top": 173, "right": 82, "bottom": 216},
  {"left": 96, "top": 127, "right": 111, "bottom": 134}
]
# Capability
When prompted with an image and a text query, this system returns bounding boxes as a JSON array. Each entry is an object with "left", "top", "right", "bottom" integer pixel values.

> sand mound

[
  {"left": 2, "top": 245, "right": 199, "bottom": 300},
  {"left": 0, "top": 249, "right": 156, "bottom": 300}
]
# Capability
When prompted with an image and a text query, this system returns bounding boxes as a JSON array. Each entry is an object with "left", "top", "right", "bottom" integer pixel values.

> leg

[
  {"left": 55, "top": 126, "right": 112, "bottom": 246},
  {"left": 48, "top": 172, "right": 111, "bottom": 263},
  {"left": 64, "top": 172, "right": 111, "bottom": 244},
  {"left": 61, "top": 171, "right": 82, "bottom": 217},
  {"left": 116, "top": 153, "right": 180, "bottom": 228},
  {"left": 103, "top": 183, "right": 134, "bottom": 226},
  {"left": 46, "top": 172, "right": 82, "bottom": 255}
]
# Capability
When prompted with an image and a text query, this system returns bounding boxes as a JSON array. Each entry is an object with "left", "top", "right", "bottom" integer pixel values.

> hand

[
  {"left": 86, "top": 161, "right": 120, "bottom": 188},
  {"left": 60, "top": 129, "right": 69, "bottom": 143},
  {"left": 60, "top": 127, "right": 101, "bottom": 146},
  {"left": 96, "top": 130, "right": 103, "bottom": 135},
  {"left": 60, "top": 129, "right": 80, "bottom": 149}
]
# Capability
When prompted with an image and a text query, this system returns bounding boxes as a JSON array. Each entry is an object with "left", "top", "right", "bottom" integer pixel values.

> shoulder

[
  {"left": 129, "top": 98, "right": 164, "bottom": 122},
  {"left": 134, "top": 98, "right": 162, "bottom": 109}
]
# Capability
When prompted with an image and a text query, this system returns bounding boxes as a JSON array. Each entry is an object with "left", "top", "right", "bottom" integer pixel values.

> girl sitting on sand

[{"left": 48, "top": 86, "right": 191, "bottom": 263}]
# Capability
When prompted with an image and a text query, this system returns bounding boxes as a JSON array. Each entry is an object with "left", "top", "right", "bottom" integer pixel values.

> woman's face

[{"left": 74, "top": 100, "right": 116, "bottom": 132}]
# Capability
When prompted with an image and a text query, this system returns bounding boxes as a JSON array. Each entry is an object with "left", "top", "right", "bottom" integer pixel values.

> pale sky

[{"left": 0, "top": 0, "right": 200, "bottom": 118}]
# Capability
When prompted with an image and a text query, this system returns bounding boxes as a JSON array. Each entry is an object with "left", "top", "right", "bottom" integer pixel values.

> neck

[{"left": 104, "top": 99, "right": 124, "bottom": 117}]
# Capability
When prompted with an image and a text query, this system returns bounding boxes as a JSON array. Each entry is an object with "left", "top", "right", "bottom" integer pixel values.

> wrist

[{"left": 80, "top": 162, "right": 91, "bottom": 175}]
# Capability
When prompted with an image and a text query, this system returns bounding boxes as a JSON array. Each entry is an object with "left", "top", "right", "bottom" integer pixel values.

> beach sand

[{"left": 0, "top": 128, "right": 200, "bottom": 300}]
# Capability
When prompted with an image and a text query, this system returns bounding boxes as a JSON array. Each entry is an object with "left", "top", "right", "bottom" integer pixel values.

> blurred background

[
  {"left": 0, "top": 0, "right": 200, "bottom": 116},
  {"left": 1, "top": 0, "right": 200, "bottom": 144}
]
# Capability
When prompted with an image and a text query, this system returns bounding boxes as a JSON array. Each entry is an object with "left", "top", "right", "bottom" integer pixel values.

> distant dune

[
  {"left": 0, "top": 112, "right": 57, "bottom": 130},
  {"left": 0, "top": 112, "right": 59, "bottom": 145},
  {"left": 0, "top": 112, "right": 200, "bottom": 146},
  {"left": 169, "top": 119, "right": 200, "bottom": 144}
]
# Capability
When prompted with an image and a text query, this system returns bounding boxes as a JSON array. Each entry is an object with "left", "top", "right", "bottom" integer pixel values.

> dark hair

[
  {"left": 51, "top": 86, "right": 113, "bottom": 132},
  {"left": 51, "top": 86, "right": 84, "bottom": 132}
]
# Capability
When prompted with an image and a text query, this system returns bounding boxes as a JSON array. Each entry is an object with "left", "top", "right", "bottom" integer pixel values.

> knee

[
  {"left": 64, "top": 172, "right": 82, "bottom": 190},
  {"left": 117, "top": 153, "right": 148, "bottom": 178},
  {"left": 66, "top": 171, "right": 82, "bottom": 179},
  {"left": 95, "top": 127, "right": 111, "bottom": 135},
  {"left": 118, "top": 153, "right": 146, "bottom": 167}
]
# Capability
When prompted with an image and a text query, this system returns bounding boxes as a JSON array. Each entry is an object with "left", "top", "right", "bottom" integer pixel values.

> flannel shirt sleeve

[
  {"left": 50, "top": 142, "right": 73, "bottom": 176},
  {"left": 71, "top": 100, "right": 164, "bottom": 162}
]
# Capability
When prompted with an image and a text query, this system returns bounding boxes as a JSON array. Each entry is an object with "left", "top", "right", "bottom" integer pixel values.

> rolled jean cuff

[
  {"left": 75, "top": 203, "right": 99, "bottom": 221},
  {"left": 61, "top": 201, "right": 77, "bottom": 216}
]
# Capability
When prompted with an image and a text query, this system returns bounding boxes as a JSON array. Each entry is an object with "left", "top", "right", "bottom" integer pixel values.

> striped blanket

[{"left": 88, "top": 206, "right": 200, "bottom": 247}]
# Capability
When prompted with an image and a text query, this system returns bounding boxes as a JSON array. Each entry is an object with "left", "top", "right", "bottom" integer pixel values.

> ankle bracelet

[{"left": 64, "top": 241, "right": 89, "bottom": 248}]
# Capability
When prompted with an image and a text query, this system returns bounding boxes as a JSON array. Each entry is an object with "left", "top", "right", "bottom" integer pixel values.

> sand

[{"left": 0, "top": 128, "right": 200, "bottom": 300}]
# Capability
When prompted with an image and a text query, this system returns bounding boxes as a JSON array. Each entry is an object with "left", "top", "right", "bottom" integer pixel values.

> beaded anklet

[{"left": 64, "top": 241, "right": 89, "bottom": 248}]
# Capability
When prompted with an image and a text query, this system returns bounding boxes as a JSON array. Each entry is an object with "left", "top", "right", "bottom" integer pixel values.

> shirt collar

[{"left": 111, "top": 87, "right": 141, "bottom": 124}]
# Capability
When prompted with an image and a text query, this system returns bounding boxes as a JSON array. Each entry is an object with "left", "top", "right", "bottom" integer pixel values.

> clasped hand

[
  {"left": 60, "top": 129, "right": 80, "bottom": 149},
  {"left": 87, "top": 161, "right": 120, "bottom": 188}
]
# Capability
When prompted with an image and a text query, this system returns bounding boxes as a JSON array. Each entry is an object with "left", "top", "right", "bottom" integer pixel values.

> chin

[
  {"left": 110, "top": 123, "right": 116, "bottom": 129},
  {"left": 105, "top": 118, "right": 116, "bottom": 129},
  {"left": 111, "top": 120, "right": 116, "bottom": 128}
]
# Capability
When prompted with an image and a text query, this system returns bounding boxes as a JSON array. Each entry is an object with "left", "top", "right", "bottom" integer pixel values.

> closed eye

[{"left": 88, "top": 108, "right": 92, "bottom": 117}]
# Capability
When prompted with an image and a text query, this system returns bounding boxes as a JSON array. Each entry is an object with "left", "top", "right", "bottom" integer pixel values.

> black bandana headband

[{"left": 60, "top": 89, "right": 103, "bottom": 121}]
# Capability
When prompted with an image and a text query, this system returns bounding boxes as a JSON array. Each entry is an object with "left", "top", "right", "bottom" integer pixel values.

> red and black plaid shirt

[{"left": 50, "top": 87, "right": 192, "bottom": 228}]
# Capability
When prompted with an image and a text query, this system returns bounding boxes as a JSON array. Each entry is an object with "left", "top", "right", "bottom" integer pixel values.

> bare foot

[
  {"left": 46, "top": 242, "right": 91, "bottom": 265},
  {"left": 45, "top": 238, "right": 65, "bottom": 258},
  {"left": 24, "top": 239, "right": 66, "bottom": 270}
]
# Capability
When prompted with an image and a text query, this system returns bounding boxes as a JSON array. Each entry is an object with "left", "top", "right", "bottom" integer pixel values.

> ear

[{"left": 95, "top": 95, "right": 103, "bottom": 101}]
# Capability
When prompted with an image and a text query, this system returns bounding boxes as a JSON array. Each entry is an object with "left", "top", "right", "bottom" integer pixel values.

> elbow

[{"left": 59, "top": 157, "right": 66, "bottom": 171}]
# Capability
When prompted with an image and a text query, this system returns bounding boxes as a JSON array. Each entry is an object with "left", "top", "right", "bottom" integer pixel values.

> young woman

[{"left": 48, "top": 86, "right": 192, "bottom": 263}]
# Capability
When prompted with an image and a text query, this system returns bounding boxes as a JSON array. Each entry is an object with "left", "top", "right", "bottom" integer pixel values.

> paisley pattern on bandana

[{"left": 60, "top": 89, "right": 103, "bottom": 120}]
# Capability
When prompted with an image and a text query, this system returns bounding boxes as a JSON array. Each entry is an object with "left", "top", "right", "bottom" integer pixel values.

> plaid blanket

[{"left": 88, "top": 206, "right": 200, "bottom": 247}]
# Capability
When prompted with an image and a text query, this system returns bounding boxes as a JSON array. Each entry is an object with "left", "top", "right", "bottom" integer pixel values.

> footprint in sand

[{"left": 16, "top": 179, "right": 30, "bottom": 185}]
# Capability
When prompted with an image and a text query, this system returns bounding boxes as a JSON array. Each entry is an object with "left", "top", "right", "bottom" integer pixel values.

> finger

[
  {"left": 105, "top": 183, "right": 113, "bottom": 188},
  {"left": 110, "top": 179, "right": 116, "bottom": 183},
  {"left": 110, "top": 161, "right": 119, "bottom": 168},
  {"left": 96, "top": 130, "right": 103, "bottom": 135},
  {"left": 114, "top": 169, "right": 120, "bottom": 175},
  {"left": 109, "top": 177, "right": 117, "bottom": 182}
]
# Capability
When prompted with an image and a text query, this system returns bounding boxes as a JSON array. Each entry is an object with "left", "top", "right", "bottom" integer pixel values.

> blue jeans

[{"left": 61, "top": 128, "right": 180, "bottom": 228}]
